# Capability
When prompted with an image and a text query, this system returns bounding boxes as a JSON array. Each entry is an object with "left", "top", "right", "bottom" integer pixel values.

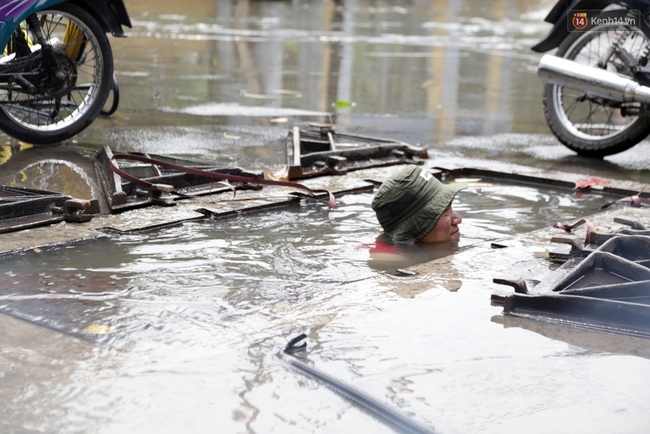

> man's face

[{"left": 418, "top": 205, "right": 462, "bottom": 243}]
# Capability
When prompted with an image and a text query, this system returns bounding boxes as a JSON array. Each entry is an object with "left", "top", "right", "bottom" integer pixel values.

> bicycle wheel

[
  {"left": 543, "top": 10, "right": 650, "bottom": 157},
  {"left": 0, "top": 3, "right": 113, "bottom": 145}
]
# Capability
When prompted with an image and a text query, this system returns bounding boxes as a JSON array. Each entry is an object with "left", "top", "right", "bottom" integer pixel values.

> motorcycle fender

[
  {"left": 72, "top": 0, "right": 132, "bottom": 37},
  {"left": 108, "top": 0, "right": 132, "bottom": 29},
  {"left": 532, "top": 0, "right": 613, "bottom": 53},
  {"left": 0, "top": 0, "right": 67, "bottom": 48}
]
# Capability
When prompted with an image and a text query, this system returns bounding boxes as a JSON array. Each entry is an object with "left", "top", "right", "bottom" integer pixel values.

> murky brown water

[
  {"left": 2, "top": 1, "right": 650, "bottom": 433},
  {"left": 2, "top": 179, "right": 645, "bottom": 433}
]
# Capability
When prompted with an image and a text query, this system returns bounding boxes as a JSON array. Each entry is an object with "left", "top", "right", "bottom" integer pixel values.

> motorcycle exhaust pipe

[{"left": 537, "top": 54, "right": 650, "bottom": 105}]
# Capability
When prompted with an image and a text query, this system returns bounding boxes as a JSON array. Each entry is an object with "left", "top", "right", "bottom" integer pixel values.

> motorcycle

[
  {"left": 0, "top": 0, "right": 130, "bottom": 145},
  {"left": 533, "top": 0, "right": 650, "bottom": 157}
]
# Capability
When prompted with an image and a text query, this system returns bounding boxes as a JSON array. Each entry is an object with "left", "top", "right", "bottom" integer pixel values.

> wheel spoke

[
  {"left": 554, "top": 22, "right": 648, "bottom": 141},
  {"left": 0, "top": 6, "right": 108, "bottom": 141}
]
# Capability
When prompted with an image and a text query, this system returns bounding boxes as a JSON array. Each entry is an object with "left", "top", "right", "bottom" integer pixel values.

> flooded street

[
  {"left": 85, "top": 0, "right": 650, "bottom": 179},
  {"left": 2, "top": 1, "right": 650, "bottom": 433}
]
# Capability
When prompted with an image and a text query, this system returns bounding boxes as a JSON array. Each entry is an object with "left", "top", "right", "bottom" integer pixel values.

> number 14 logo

[{"left": 572, "top": 12, "right": 588, "bottom": 30}]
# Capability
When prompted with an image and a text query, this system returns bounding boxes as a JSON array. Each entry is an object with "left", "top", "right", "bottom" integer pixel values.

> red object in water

[{"left": 573, "top": 177, "right": 611, "bottom": 189}]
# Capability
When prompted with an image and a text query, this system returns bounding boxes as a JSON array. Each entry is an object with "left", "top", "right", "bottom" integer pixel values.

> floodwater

[
  {"left": 79, "top": 0, "right": 569, "bottom": 168},
  {"left": 1, "top": 180, "right": 644, "bottom": 433},
  {"left": 2, "top": 0, "right": 650, "bottom": 433}
]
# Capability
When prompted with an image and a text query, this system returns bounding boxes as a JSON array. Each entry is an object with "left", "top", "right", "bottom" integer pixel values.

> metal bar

[{"left": 278, "top": 334, "right": 437, "bottom": 434}]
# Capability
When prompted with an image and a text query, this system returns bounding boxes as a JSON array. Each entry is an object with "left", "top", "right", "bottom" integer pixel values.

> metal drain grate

[{"left": 495, "top": 225, "right": 650, "bottom": 338}]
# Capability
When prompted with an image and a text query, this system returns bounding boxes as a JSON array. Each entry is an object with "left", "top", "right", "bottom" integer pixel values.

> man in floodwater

[{"left": 368, "top": 164, "right": 466, "bottom": 272}]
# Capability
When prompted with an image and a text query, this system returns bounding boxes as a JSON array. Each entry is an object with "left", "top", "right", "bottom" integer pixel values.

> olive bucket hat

[{"left": 372, "top": 165, "right": 467, "bottom": 244}]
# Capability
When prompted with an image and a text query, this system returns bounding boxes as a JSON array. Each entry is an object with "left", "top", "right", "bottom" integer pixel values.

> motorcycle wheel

[
  {"left": 0, "top": 3, "right": 113, "bottom": 145},
  {"left": 543, "top": 10, "right": 650, "bottom": 157}
]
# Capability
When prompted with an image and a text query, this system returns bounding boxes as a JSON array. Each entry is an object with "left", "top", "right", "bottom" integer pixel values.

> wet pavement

[{"left": 2, "top": 1, "right": 650, "bottom": 433}]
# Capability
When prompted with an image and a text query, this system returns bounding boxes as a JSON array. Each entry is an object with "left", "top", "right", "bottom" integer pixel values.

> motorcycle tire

[
  {"left": 543, "top": 10, "right": 650, "bottom": 158},
  {"left": 0, "top": 3, "right": 113, "bottom": 145}
]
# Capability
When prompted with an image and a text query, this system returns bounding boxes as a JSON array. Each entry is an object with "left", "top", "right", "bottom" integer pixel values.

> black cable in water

[{"left": 277, "top": 333, "right": 438, "bottom": 434}]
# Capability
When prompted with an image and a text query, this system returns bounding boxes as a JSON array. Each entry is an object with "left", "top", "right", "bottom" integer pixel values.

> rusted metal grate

[
  {"left": 0, "top": 186, "right": 71, "bottom": 233},
  {"left": 283, "top": 124, "right": 428, "bottom": 180},
  {"left": 95, "top": 147, "right": 264, "bottom": 212}
]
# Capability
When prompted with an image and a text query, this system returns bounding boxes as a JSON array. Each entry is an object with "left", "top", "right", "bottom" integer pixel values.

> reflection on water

[
  {"left": 9, "top": 161, "right": 95, "bottom": 199},
  {"left": 455, "top": 179, "right": 613, "bottom": 242},
  {"left": 367, "top": 236, "right": 462, "bottom": 275},
  {"left": 0, "top": 145, "right": 102, "bottom": 202},
  {"left": 1, "top": 181, "right": 638, "bottom": 432},
  {"left": 79, "top": 0, "right": 558, "bottom": 168},
  {"left": 0, "top": 179, "right": 619, "bottom": 301},
  {"left": 1, "top": 181, "right": 617, "bottom": 278}
]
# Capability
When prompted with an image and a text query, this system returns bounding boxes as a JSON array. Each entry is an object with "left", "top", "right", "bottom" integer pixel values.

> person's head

[{"left": 371, "top": 165, "right": 466, "bottom": 244}]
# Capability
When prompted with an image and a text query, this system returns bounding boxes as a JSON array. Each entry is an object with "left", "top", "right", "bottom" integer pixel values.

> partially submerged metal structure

[
  {"left": 3, "top": 134, "right": 650, "bottom": 344},
  {"left": 94, "top": 147, "right": 265, "bottom": 212},
  {"left": 0, "top": 186, "right": 99, "bottom": 233},
  {"left": 495, "top": 226, "right": 650, "bottom": 339},
  {"left": 284, "top": 124, "right": 428, "bottom": 179},
  {"left": 0, "top": 126, "right": 430, "bottom": 234},
  {"left": 0, "top": 148, "right": 262, "bottom": 233}
]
